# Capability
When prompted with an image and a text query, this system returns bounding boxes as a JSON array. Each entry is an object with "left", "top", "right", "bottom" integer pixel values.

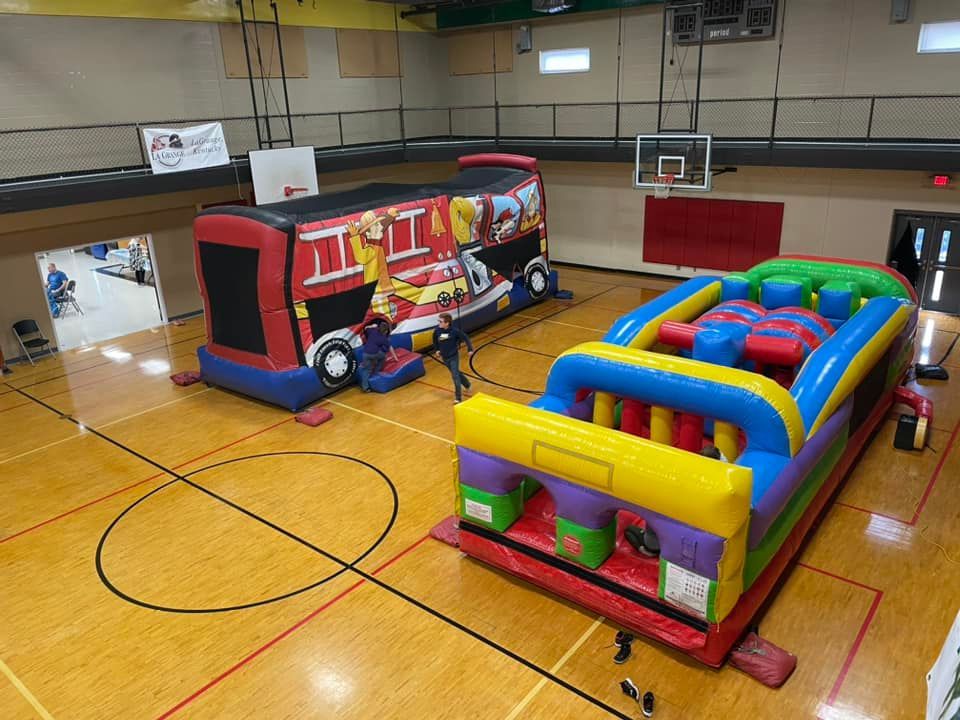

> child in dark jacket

[
  {"left": 432, "top": 313, "right": 474, "bottom": 403},
  {"left": 358, "top": 320, "right": 397, "bottom": 392}
]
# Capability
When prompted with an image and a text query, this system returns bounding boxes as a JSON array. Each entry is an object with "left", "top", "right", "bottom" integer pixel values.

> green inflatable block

[
  {"left": 459, "top": 483, "right": 523, "bottom": 532},
  {"left": 555, "top": 516, "right": 616, "bottom": 569},
  {"left": 522, "top": 476, "right": 542, "bottom": 501}
]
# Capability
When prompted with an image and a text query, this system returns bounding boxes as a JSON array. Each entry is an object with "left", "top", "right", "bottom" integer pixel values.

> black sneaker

[
  {"left": 619, "top": 679, "right": 639, "bottom": 703},
  {"left": 613, "top": 631, "right": 633, "bottom": 664},
  {"left": 624, "top": 526, "right": 644, "bottom": 553},
  {"left": 613, "top": 642, "right": 632, "bottom": 664},
  {"left": 639, "top": 528, "right": 660, "bottom": 556},
  {"left": 625, "top": 526, "right": 659, "bottom": 557},
  {"left": 642, "top": 691, "right": 654, "bottom": 717}
]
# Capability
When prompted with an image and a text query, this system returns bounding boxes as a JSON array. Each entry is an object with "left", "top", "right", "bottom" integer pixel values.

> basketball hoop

[{"left": 652, "top": 174, "right": 675, "bottom": 199}]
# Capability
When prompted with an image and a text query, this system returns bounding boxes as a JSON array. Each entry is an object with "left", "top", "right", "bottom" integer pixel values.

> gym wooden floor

[{"left": 1, "top": 265, "right": 958, "bottom": 720}]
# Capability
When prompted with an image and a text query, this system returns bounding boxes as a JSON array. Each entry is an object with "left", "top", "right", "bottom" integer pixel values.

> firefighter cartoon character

[
  {"left": 519, "top": 184, "right": 542, "bottom": 232},
  {"left": 449, "top": 196, "right": 477, "bottom": 246},
  {"left": 490, "top": 208, "right": 518, "bottom": 243},
  {"left": 346, "top": 208, "right": 399, "bottom": 296}
]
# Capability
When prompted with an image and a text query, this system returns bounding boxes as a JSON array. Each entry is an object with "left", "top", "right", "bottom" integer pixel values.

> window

[
  {"left": 938, "top": 230, "right": 952, "bottom": 263},
  {"left": 539, "top": 48, "right": 590, "bottom": 74},
  {"left": 914, "top": 227, "right": 926, "bottom": 260},
  {"left": 917, "top": 21, "right": 960, "bottom": 54}
]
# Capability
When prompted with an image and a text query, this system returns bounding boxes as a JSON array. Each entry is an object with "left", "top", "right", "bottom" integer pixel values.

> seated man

[{"left": 45, "top": 263, "right": 69, "bottom": 318}]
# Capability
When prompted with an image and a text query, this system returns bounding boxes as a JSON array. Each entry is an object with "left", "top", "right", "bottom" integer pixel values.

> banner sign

[
  {"left": 142, "top": 122, "right": 230, "bottom": 174},
  {"left": 928, "top": 609, "right": 960, "bottom": 720}
]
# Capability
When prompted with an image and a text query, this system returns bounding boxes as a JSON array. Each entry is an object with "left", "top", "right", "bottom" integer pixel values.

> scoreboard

[{"left": 671, "top": 0, "right": 778, "bottom": 44}]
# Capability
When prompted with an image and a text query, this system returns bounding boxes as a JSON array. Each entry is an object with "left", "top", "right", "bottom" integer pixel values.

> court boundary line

[
  {"left": 468, "top": 286, "right": 619, "bottom": 395},
  {"left": 0, "top": 431, "right": 85, "bottom": 466},
  {"left": 491, "top": 341, "right": 559, "bottom": 360},
  {"left": 155, "top": 473, "right": 635, "bottom": 720},
  {"left": 831, "top": 415, "right": 960, "bottom": 526},
  {"left": 503, "top": 614, "right": 606, "bottom": 720},
  {"left": 540, "top": 318, "right": 607, "bottom": 333},
  {"left": 97, "top": 388, "right": 212, "bottom": 428},
  {"left": 24, "top": 346, "right": 201, "bottom": 404},
  {"left": 327, "top": 399, "right": 452, "bottom": 445},
  {"left": 796, "top": 563, "right": 884, "bottom": 711},
  {"left": 4, "top": 330, "right": 207, "bottom": 392},
  {"left": 0, "top": 389, "right": 212, "bottom": 467},
  {"left": 9, "top": 381, "right": 631, "bottom": 719},
  {"left": 0, "top": 657, "right": 55, "bottom": 720},
  {"left": 154, "top": 534, "right": 432, "bottom": 719},
  {"left": 0, "top": 415, "right": 295, "bottom": 544}
]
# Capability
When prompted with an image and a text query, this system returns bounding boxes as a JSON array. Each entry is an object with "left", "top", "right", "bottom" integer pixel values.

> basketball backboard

[
  {"left": 249, "top": 146, "right": 319, "bottom": 205},
  {"left": 634, "top": 134, "right": 712, "bottom": 193}
]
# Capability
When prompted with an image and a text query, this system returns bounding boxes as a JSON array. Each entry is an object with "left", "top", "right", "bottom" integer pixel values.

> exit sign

[{"left": 933, "top": 174, "right": 952, "bottom": 187}]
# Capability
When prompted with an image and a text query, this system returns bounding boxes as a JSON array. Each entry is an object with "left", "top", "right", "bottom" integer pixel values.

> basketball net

[{"left": 652, "top": 174, "right": 675, "bottom": 199}]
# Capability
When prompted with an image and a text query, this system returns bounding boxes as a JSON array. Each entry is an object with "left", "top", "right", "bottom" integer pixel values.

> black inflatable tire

[
  {"left": 524, "top": 264, "right": 550, "bottom": 300},
  {"left": 313, "top": 337, "right": 358, "bottom": 389}
]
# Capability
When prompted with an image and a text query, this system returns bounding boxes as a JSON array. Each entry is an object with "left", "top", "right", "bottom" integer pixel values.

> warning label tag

[
  {"left": 663, "top": 562, "right": 710, "bottom": 618},
  {"left": 464, "top": 499, "right": 493, "bottom": 523}
]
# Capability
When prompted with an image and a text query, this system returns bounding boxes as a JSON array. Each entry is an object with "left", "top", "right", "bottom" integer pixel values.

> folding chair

[
  {"left": 54, "top": 280, "right": 84, "bottom": 317},
  {"left": 12, "top": 319, "right": 55, "bottom": 366}
]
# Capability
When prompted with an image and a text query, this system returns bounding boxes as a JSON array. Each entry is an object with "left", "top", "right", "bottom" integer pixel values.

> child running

[{"left": 432, "top": 313, "right": 474, "bottom": 403}]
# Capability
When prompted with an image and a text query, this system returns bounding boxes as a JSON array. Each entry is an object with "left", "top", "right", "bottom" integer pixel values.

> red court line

[
  {"left": 155, "top": 534, "right": 431, "bottom": 720},
  {"left": 0, "top": 416, "right": 295, "bottom": 544},
  {"left": 910, "top": 416, "right": 960, "bottom": 524},
  {"left": 0, "top": 472, "right": 165, "bottom": 544},
  {"left": 833, "top": 502, "right": 910, "bottom": 526},
  {"left": 168, "top": 416, "right": 295, "bottom": 472},
  {"left": 797, "top": 562, "right": 883, "bottom": 595},
  {"left": 831, "top": 415, "right": 960, "bottom": 528},
  {"left": 415, "top": 378, "right": 454, "bottom": 395},
  {"left": 797, "top": 563, "right": 884, "bottom": 710}
]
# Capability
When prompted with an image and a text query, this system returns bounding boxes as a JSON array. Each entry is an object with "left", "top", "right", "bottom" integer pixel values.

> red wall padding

[{"left": 643, "top": 196, "right": 784, "bottom": 271}]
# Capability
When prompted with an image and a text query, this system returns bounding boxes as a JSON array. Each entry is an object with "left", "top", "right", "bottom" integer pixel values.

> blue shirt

[
  {"left": 47, "top": 270, "right": 68, "bottom": 291},
  {"left": 362, "top": 325, "right": 390, "bottom": 355},
  {"left": 432, "top": 325, "right": 473, "bottom": 360}
]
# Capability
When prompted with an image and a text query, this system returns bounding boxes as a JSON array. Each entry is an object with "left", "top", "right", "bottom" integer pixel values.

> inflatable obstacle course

[{"left": 452, "top": 255, "right": 926, "bottom": 667}]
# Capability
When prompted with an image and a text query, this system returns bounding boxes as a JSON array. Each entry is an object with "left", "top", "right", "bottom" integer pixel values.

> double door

[{"left": 891, "top": 212, "right": 960, "bottom": 314}]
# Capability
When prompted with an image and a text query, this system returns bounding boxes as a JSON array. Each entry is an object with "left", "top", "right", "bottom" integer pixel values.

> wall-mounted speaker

[
  {"left": 516, "top": 24, "right": 532, "bottom": 54},
  {"left": 891, "top": 0, "right": 910, "bottom": 23}
]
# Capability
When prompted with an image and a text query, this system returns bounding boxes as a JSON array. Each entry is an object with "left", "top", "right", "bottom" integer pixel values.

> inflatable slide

[
  {"left": 453, "top": 256, "right": 928, "bottom": 666},
  {"left": 192, "top": 154, "right": 556, "bottom": 410}
]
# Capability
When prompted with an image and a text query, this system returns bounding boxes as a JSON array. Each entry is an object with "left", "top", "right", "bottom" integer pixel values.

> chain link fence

[{"left": 3, "top": 95, "right": 960, "bottom": 183}]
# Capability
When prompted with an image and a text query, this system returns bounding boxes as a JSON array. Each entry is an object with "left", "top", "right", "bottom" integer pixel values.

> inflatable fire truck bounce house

[
  {"left": 192, "top": 154, "right": 555, "bottom": 410},
  {"left": 453, "top": 256, "right": 931, "bottom": 666}
]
